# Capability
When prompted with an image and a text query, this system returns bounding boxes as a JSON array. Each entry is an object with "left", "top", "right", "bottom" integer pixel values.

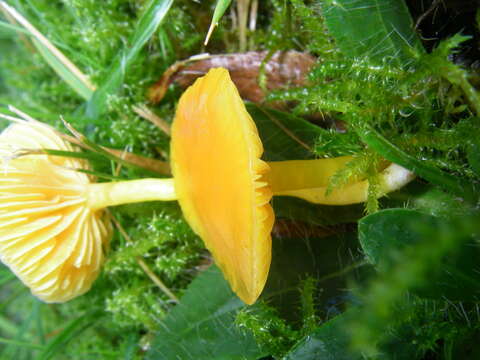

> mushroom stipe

[{"left": 0, "top": 67, "right": 414, "bottom": 304}]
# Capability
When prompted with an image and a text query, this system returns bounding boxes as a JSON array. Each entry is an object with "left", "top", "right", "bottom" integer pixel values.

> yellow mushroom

[
  {"left": 0, "top": 67, "right": 413, "bottom": 304},
  {"left": 171, "top": 68, "right": 274, "bottom": 304},
  {"left": 169, "top": 68, "right": 414, "bottom": 304}
]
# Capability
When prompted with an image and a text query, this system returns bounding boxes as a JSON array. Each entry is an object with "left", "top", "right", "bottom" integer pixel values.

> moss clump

[{"left": 0, "top": 0, "right": 479, "bottom": 358}]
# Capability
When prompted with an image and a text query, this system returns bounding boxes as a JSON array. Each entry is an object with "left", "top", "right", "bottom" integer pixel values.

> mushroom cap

[
  {"left": 0, "top": 121, "right": 110, "bottom": 302},
  {"left": 171, "top": 68, "right": 274, "bottom": 304}
]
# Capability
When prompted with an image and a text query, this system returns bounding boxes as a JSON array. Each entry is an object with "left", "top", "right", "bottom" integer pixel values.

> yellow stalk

[
  {"left": 266, "top": 160, "right": 415, "bottom": 205},
  {"left": 87, "top": 178, "right": 177, "bottom": 211}
]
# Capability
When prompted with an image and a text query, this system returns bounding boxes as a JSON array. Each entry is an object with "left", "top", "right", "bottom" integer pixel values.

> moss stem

[{"left": 136, "top": 257, "right": 179, "bottom": 303}]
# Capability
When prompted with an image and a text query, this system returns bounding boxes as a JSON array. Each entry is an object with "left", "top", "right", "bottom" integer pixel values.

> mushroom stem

[
  {"left": 85, "top": 157, "right": 414, "bottom": 210},
  {"left": 266, "top": 158, "right": 415, "bottom": 205},
  {"left": 87, "top": 178, "right": 177, "bottom": 210}
]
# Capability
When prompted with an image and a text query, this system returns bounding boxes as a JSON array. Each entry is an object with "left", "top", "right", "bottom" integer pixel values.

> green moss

[
  {"left": 0, "top": 0, "right": 479, "bottom": 358},
  {"left": 236, "top": 303, "right": 299, "bottom": 358}
]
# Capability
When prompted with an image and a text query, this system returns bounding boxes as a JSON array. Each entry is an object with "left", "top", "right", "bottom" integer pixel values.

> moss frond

[{"left": 236, "top": 303, "right": 299, "bottom": 358}]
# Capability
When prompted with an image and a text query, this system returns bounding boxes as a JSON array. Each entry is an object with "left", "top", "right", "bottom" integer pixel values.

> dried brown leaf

[{"left": 149, "top": 51, "right": 315, "bottom": 104}]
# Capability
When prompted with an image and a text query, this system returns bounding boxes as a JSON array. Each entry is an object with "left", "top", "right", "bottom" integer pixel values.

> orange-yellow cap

[{"left": 171, "top": 68, "right": 274, "bottom": 304}]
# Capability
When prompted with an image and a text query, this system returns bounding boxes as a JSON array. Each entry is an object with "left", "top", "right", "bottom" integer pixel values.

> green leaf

[
  {"left": 247, "top": 104, "right": 324, "bottom": 161},
  {"left": 358, "top": 209, "right": 480, "bottom": 300},
  {"left": 0, "top": 266, "right": 15, "bottom": 287},
  {"left": 429, "top": 34, "right": 480, "bottom": 116},
  {"left": 359, "top": 209, "right": 433, "bottom": 265},
  {"left": 0, "top": 338, "right": 44, "bottom": 350},
  {"left": 264, "top": 231, "right": 363, "bottom": 325},
  {"left": 211, "top": 0, "right": 232, "bottom": 28},
  {"left": 320, "top": 0, "right": 423, "bottom": 66},
  {"left": 284, "top": 307, "right": 420, "bottom": 360},
  {"left": 357, "top": 125, "right": 478, "bottom": 203},
  {"left": 122, "top": 333, "right": 139, "bottom": 360},
  {"left": 0, "top": 316, "right": 18, "bottom": 338},
  {"left": 381, "top": 181, "right": 470, "bottom": 219},
  {"left": 86, "top": 0, "right": 174, "bottom": 118},
  {"left": 146, "top": 266, "right": 266, "bottom": 360},
  {"left": 252, "top": 108, "right": 366, "bottom": 227}
]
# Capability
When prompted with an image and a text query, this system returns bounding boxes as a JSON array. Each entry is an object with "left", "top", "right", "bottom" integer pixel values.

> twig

[
  {"left": 236, "top": 0, "right": 250, "bottom": 52},
  {"left": 317, "top": 260, "right": 367, "bottom": 283},
  {"left": 113, "top": 146, "right": 129, "bottom": 176},
  {"left": 133, "top": 104, "right": 171, "bottom": 136},
  {"left": 105, "top": 148, "right": 171, "bottom": 175},
  {"left": 248, "top": 0, "right": 257, "bottom": 49},
  {"left": 414, "top": 0, "right": 442, "bottom": 30},
  {"left": 136, "top": 257, "right": 180, "bottom": 304},
  {"left": 248, "top": 0, "right": 258, "bottom": 31}
]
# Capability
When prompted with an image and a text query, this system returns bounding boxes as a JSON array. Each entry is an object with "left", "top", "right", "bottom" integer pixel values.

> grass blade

[
  {"left": 38, "top": 311, "right": 101, "bottom": 360},
  {"left": 204, "top": 0, "right": 232, "bottom": 45},
  {"left": 0, "top": 297, "right": 37, "bottom": 359},
  {"left": 86, "top": 0, "right": 174, "bottom": 119},
  {"left": 34, "top": 302, "right": 46, "bottom": 346},
  {"left": 247, "top": 104, "right": 323, "bottom": 161},
  {"left": 0, "top": 20, "right": 29, "bottom": 35},
  {"left": 32, "top": 38, "right": 94, "bottom": 100},
  {"left": 0, "top": 316, "right": 18, "bottom": 337},
  {"left": 38, "top": 148, "right": 110, "bottom": 163},
  {"left": 62, "top": 127, "right": 169, "bottom": 177},
  {"left": 0, "top": 1, "right": 95, "bottom": 99},
  {"left": 0, "top": 338, "right": 44, "bottom": 350}
]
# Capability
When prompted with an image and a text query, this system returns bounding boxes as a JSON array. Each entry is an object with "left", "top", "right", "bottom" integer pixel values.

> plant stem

[
  {"left": 87, "top": 178, "right": 177, "bottom": 210},
  {"left": 237, "top": 0, "right": 250, "bottom": 52},
  {"left": 136, "top": 257, "right": 179, "bottom": 303},
  {"left": 443, "top": 64, "right": 480, "bottom": 116}
]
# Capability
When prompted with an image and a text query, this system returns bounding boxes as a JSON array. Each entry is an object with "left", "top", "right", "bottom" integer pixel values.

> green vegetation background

[{"left": 0, "top": 0, "right": 479, "bottom": 359}]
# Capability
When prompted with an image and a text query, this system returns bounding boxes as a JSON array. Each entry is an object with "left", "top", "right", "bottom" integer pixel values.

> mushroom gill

[{"left": 0, "top": 121, "right": 111, "bottom": 302}]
